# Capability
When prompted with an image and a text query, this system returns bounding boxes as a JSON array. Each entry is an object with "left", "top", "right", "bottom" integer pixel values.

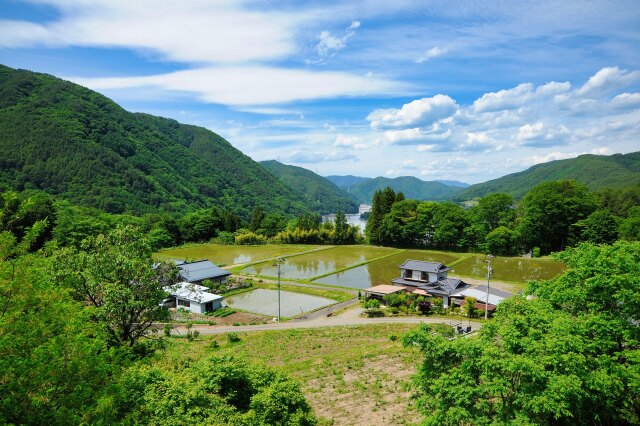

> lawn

[
  {"left": 155, "top": 243, "right": 323, "bottom": 266},
  {"left": 161, "top": 324, "right": 425, "bottom": 425}
]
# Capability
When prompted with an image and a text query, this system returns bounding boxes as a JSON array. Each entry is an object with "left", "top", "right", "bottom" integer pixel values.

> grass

[
  {"left": 256, "top": 282, "right": 355, "bottom": 303},
  {"left": 160, "top": 324, "right": 427, "bottom": 425}
]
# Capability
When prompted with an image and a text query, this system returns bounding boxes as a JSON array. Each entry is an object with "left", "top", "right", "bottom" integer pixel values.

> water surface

[
  {"left": 451, "top": 255, "right": 566, "bottom": 283},
  {"left": 156, "top": 244, "right": 321, "bottom": 266},
  {"left": 243, "top": 245, "right": 398, "bottom": 280},
  {"left": 313, "top": 250, "right": 460, "bottom": 289},
  {"left": 225, "top": 289, "right": 334, "bottom": 317}
]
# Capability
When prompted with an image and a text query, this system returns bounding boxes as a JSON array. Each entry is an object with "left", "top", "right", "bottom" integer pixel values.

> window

[{"left": 178, "top": 299, "right": 191, "bottom": 308}]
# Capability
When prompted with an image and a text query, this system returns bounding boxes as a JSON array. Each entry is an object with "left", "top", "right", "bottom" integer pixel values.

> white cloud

[
  {"left": 516, "top": 122, "right": 569, "bottom": 146},
  {"left": 287, "top": 150, "right": 358, "bottom": 163},
  {"left": 472, "top": 83, "right": 534, "bottom": 113},
  {"left": 334, "top": 134, "right": 369, "bottom": 150},
  {"left": 0, "top": 0, "right": 299, "bottom": 64},
  {"left": 415, "top": 47, "right": 448, "bottom": 63},
  {"left": 313, "top": 21, "right": 361, "bottom": 59},
  {"left": 367, "top": 95, "right": 458, "bottom": 129},
  {"left": 575, "top": 67, "right": 640, "bottom": 97},
  {"left": 382, "top": 127, "right": 452, "bottom": 145},
  {"left": 70, "top": 66, "right": 403, "bottom": 106}
]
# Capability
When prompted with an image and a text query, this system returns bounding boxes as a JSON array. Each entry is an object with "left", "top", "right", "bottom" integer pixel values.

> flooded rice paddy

[
  {"left": 156, "top": 244, "right": 321, "bottom": 266},
  {"left": 242, "top": 245, "right": 398, "bottom": 280},
  {"left": 224, "top": 289, "right": 334, "bottom": 317},
  {"left": 313, "top": 250, "right": 461, "bottom": 289},
  {"left": 450, "top": 255, "right": 566, "bottom": 283}
]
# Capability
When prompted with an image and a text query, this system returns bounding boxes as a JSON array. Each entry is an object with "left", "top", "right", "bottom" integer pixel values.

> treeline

[
  {"left": 0, "top": 190, "right": 362, "bottom": 253},
  {"left": 367, "top": 181, "right": 640, "bottom": 255}
]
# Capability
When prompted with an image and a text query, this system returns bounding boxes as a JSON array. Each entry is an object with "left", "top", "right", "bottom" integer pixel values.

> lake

[
  {"left": 323, "top": 213, "right": 368, "bottom": 230},
  {"left": 225, "top": 289, "right": 334, "bottom": 317}
]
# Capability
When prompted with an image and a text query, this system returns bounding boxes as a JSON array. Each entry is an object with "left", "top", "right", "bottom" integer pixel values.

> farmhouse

[
  {"left": 388, "top": 259, "right": 510, "bottom": 311},
  {"left": 177, "top": 260, "right": 231, "bottom": 285},
  {"left": 164, "top": 282, "right": 223, "bottom": 314}
]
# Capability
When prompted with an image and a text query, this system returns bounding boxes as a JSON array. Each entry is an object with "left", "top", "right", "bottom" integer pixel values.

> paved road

[{"left": 172, "top": 312, "right": 481, "bottom": 335}]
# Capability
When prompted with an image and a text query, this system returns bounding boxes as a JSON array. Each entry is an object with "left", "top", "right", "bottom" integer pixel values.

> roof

[
  {"left": 419, "top": 278, "right": 469, "bottom": 296},
  {"left": 391, "top": 278, "right": 422, "bottom": 287},
  {"left": 455, "top": 286, "right": 511, "bottom": 306},
  {"left": 164, "top": 282, "right": 223, "bottom": 304},
  {"left": 412, "top": 288, "right": 430, "bottom": 296},
  {"left": 178, "top": 260, "right": 231, "bottom": 282},
  {"left": 364, "top": 285, "right": 406, "bottom": 295},
  {"left": 399, "top": 259, "right": 450, "bottom": 273}
]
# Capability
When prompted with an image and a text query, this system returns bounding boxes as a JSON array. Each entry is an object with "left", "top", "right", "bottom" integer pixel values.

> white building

[{"left": 164, "top": 282, "right": 223, "bottom": 314}]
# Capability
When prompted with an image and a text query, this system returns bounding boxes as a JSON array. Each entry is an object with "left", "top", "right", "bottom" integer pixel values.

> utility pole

[
  {"left": 485, "top": 254, "right": 495, "bottom": 320},
  {"left": 275, "top": 257, "right": 284, "bottom": 322}
]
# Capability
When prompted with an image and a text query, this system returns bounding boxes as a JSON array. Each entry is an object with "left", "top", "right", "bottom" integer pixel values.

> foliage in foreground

[
  {"left": 0, "top": 224, "right": 317, "bottom": 425},
  {"left": 403, "top": 241, "right": 640, "bottom": 425}
]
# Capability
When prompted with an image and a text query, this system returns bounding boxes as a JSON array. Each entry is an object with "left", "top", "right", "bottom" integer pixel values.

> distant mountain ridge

[
  {"left": 260, "top": 160, "right": 358, "bottom": 214},
  {"left": 342, "top": 176, "right": 464, "bottom": 204},
  {"left": 455, "top": 152, "right": 640, "bottom": 200},
  {"left": 325, "top": 175, "right": 370, "bottom": 189},
  {"left": 0, "top": 64, "right": 310, "bottom": 216}
]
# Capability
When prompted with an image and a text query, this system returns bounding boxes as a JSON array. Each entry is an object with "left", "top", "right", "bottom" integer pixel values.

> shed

[
  {"left": 364, "top": 284, "right": 406, "bottom": 300},
  {"left": 164, "top": 282, "right": 223, "bottom": 314}
]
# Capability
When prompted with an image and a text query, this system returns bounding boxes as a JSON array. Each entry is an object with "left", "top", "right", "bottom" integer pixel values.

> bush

[
  {"left": 532, "top": 247, "right": 541, "bottom": 258},
  {"left": 162, "top": 323, "right": 172, "bottom": 337},
  {"left": 210, "top": 340, "right": 219, "bottom": 349},
  {"left": 235, "top": 231, "right": 267, "bottom": 245},
  {"left": 364, "top": 299, "right": 381, "bottom": 309},
  {"left": 365, "top": 308, "right": 384, "bottom": 318},
  {"left": 227, "top": 332, "right": 241, "bottom": 343}
]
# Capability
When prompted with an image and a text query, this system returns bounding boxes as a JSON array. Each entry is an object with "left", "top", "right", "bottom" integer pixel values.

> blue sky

[{"left": 1, "top": 0, "right": 639, "bottom": 183}]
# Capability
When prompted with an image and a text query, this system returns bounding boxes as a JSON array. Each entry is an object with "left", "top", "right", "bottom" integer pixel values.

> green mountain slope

[
  {"left": 325, "top": 175, "right": 371, "bottom": 189},
  {"left": 260, "top": 160, "right": 358, "bottom": 214},
  {"left": 347, "top": 176, "right": 463, "bottom": 204},
  {"left": 455, "top": 152, "right": 640, "bottom": 200},
  {"left": 0, "top": 64, "right": 310, "bottom": 216}
]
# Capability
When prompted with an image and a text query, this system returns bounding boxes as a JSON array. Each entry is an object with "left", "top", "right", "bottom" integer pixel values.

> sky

[{"left": 1, "top": 0, "right": 639, "bottom": 184}]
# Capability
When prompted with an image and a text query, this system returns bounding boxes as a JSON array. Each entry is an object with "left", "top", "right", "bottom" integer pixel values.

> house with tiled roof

[{"left": 389, "top": 259, "right": 512, "bottom": 310}]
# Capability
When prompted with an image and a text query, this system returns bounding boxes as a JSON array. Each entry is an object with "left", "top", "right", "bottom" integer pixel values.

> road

[{"left": 171, "top": 308, "right": 481, "bottom": 335}]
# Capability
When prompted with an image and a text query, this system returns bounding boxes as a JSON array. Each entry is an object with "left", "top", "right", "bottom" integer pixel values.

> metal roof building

[{"left": 177, "top": 260, "right": 231, "bottom": 284}]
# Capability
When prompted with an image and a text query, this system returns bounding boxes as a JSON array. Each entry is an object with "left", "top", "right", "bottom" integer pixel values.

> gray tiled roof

[
  {"left": 419, "top": 278, "right": 469, "bottom": 296},
  {"left": 178, "top": 260, "right": 231, "bottom": 282},
  {"left": 399, "top": 259, "right": 450, "bottom": 273}
]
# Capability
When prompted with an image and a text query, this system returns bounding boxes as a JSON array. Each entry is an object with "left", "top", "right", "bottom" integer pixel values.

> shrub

[
  {"left": 210, "top": 340, "right": 219, "bottom": 349},
  {"left": 365, "top": 308, "right": 384, "bottom": 318},
  {"left": 162, "top": 323, "right": 172, "bottom": 337},
  {"left": 364, "top": 299, "right": 381, "bottom": 309},
  {"left": 227, "top": 332, "right": 241, "bottom": 343}
]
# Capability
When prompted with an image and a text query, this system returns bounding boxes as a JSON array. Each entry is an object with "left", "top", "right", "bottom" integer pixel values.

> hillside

[
  {"left": 345, "top": 176, "right": 464, "bottom": 204},
  {"left": 325, "top": 175, "right": 371, "bottom": 190},
  {"left": 260, "top": 160, "right": 358, "bottom": 214},
  {"left": 455, "top": 152, "right": 640, "bottom": 200},
  {"left": 0, "top": 64, "right": 310, "bottom": 217}
]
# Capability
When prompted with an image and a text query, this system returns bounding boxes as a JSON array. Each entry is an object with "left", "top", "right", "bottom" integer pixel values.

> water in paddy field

[
  {"left": 224, "top": 289, "right": 334, "bottom": 317},
  {"left": 242, "top": 246, "right": 397, "bottom": 280}
]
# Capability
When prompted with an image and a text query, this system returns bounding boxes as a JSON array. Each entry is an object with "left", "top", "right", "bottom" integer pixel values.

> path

[{"left": 171, "top": 310, "right": 481, "bottom": 336}]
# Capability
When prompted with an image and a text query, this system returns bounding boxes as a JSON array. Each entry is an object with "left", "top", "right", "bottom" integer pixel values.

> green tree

[
  {"left": 249, "top": 207, "right": 265, "bottom": 232},
  {"left": 55, "top": 226, "right": 176, "bottom": 347},
  {"left": 366, "top": 190, "right": 384, "bottom": 245},
  {"left": 517, "top": 180, "right": 596, "bottom": 254},
  {"left": 573, "top": 209, "right": 619, "bottom": 244},
  {"left": 485, "top": 226, "right": 519, "bottom": 255},
  {"left": 404, "top": 241, "right": 640, "bottom": 425}
]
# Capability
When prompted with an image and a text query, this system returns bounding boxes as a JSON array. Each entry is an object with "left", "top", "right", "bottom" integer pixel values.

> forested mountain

[
  {"left": 325, "top": 175, "right": 370, "bottom": 190},
  {"left": 345, "top": 176, "right": 464, "bottom": 204},
  {"left": 455, "top": 152, "right": 640, "bottom": 200},
  {"left": 436, "top": 180, "right": 469, "bottom": 188},
  {"left": 260, "top": 160, "right": 358, "bottom": 214},
  {"left": 0, "top": 64, "right": 310, "bottom": 217}
]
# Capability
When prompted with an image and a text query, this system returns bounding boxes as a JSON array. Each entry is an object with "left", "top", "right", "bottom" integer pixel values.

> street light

[
  {"left": 485, "top": 254, "right": 495, "bottom": 320},
  {"left": 274, "top": 257, "right": 284, "bottom": 322}
]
